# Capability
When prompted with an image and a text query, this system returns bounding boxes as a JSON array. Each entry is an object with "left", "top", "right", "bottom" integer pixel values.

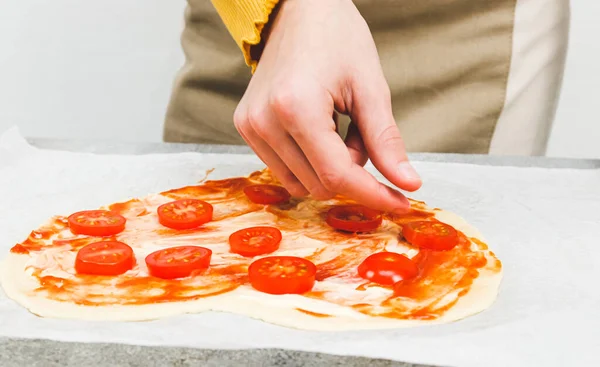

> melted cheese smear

[{"left": 2, "top": 169, "right": 503, "bottom": 329}]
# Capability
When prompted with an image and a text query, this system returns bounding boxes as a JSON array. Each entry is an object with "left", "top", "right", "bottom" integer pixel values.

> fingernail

[{"left": 397, "top": 162, "right": 421, "bottom": 182}]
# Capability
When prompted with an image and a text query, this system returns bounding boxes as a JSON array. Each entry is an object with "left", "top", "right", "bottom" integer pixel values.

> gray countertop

[
  {"left": 2, "top": 138, "right": 598, "bottom": 367},
  {"left": 0, "top": 339, "right": 429, "bottom": 367}
]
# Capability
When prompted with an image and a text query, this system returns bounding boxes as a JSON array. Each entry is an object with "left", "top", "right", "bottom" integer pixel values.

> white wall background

[
  {"left": 0, "top": 0, "right": 186, "bottom": 143},
  {"left": 0, "top": 0, "right": 599, "bottom": 158},
  {"left": 546, "top": 1, "right": 600, "bottom": 159}
]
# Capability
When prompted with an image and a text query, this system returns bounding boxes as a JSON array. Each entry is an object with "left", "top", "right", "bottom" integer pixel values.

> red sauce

[
  {"left": 31, "top": 229, "right": 53, "bottom": 240},
  {"left": 109, "top": 199, "right": 148, "bottom": 217},
  {"left": 35, "top": 265, "right": 246, "bottom": 306},
  {"left": 355, "top": 282, "right": 370, "bottom": 291},
  {"left": 408, "top": 199, "right": 428, "bottom": 210},
  {"left": 296, "top": 308, "right": 332, "bottom": 318},
  {"left": 13, "top": 217, "right": 71, "bottom": 252},
  {"left": 10, "top": 244, "right": 29, "bottom": 254},
  {"left": 314, "top": 240, "right": 385, "bottom": 281},
  {"left": 52, "top": 237, "right": 106, "bottom": 250},
  {"left": 154, "top": 226, "right": 216, "bottom": 237},
  {"left": 161, "top": 178, "right": 250, "bottom": 201},
  {"left": 18, "top": 169, "right": 502, "bottom": 321},
  {"left": 381, "top": 234, "right": 488, "bottom": 319},
  {"left": 354, "top": 281, "right": 390, "bottom": 291}
]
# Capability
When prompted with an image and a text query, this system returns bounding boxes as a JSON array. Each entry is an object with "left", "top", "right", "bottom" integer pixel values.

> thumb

[{"left": 350, "top": 81, "right": 422, "bottom": 192}]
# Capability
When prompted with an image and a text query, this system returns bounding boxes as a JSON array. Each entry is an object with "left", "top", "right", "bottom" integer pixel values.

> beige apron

[{"left": 163, "top": 0, "right": 569, "bottom": 155}]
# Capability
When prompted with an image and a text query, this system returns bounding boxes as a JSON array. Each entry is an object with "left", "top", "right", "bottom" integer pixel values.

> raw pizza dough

[{"left": 0, "top": 170, "right": 503, "bottom": 331}]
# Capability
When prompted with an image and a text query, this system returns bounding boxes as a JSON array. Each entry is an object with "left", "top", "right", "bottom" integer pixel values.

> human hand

[{"left": 233, "top": 0, "right": 422, "bottom": 213}]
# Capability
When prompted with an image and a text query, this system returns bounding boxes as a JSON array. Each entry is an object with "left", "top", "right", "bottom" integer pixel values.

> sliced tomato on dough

[
  {"left": 157, "top": 199, "right": 213, "bottom": 230},
  {"left": 402, "top": 221, "right": 459, "bottom": 251},
  {"left": 68, "top": 210, "right": 126, "bottom": 236},
  {"left": 243, "top": 184, "right": 291, "bottom": 205},
  {"left": 145, "top": 246, "right": 212, "bottom": 279},
  {"left": 357, "top": 252, "right": 419, "bottom": 285},
  {"left": 75, "top": 241, "right": 135, "bottom": 276},
  {"left": 248, "top": 256, "right": 316, "bottom": 295},
  {"left": 326, "top": 205, "right": 382, "bottom": 232},
  {"left": 229, "top": 226, "right": 282, "bottom": 257}
]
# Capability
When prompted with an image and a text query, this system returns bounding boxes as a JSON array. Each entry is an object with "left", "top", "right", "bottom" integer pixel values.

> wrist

[{"left": 250, "top": 0, "right": 284, "bottom": 62}]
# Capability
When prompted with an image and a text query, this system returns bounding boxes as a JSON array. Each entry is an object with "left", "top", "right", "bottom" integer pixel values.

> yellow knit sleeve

[{"left": 211, "top": 0, "right": 280, "bottom": 73}]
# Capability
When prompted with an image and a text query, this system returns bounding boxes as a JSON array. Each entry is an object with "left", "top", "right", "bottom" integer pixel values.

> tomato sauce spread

[
  {"left": 296, "top": 308, "right": 332, "bottom": 318},
  {"left": 11, "top": 169, "right": 502, "bottom": 321}
]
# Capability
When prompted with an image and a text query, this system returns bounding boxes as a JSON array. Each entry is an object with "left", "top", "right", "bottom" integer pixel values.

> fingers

[
  {"left": 234, "top": 78, "right": 416, "bottom": 214},
  {"left": 234, "top": 108, "right": 309, "bottom": 197},
  {"left": 251, "top": 115, "right": 334, "bottom": 200},
  {"left": 235, "top": 104, "right": 334, "bottom": 199},
  {"left": 350, "top": 78, "right": 422, "bottom": 192},
  {"left": 274, "top": 90, "right": 411, "bottom": 213},
  {"left": 298, "top": 127, "right": 410, "bottom": 213}
]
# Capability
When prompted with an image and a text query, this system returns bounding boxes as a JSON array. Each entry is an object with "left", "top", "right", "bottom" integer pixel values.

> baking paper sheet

[{"left": 0, "top": 127, "right": 598, "bottom": 367}]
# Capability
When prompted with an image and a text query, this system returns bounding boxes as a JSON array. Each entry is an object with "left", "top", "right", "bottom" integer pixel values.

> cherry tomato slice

[
  {"left": 68, "top": 210, "right": 126, "bottom": 237},
  {"left": 357, "top": 252, "right": 419, "bottom": 285},
  {"left": 75, "top": 241, "right": 135, "bottom": 276},
  {"left": 402, "top": 221, "right": 459, "bottom": 251},
  {"left": 157, "top": 199, "right": 213, "bottom": 230},
  {"left": 145, "top": 246, "right": 212, "bottom": 279},
  {"left": 326, "top": 205, "right": 382, "bottom": 232},
  {"left": 248, "top": 256, "right": 316, "bottom": 295},
  {"left": 243, "top": 184, "right": 291, "bottom": 205},
  {"left": 229, "top": 226, "right": 282, "bottom": 257}
]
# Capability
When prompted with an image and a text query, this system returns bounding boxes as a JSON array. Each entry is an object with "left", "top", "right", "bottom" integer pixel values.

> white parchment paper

[{"left": 0, "top": 127, "right": 598, "bottom": 367}]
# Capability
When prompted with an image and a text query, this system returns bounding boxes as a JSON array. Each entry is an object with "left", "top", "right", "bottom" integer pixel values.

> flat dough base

[{"left": 0, "top": 210, "right": 503, "bottom": 331}]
